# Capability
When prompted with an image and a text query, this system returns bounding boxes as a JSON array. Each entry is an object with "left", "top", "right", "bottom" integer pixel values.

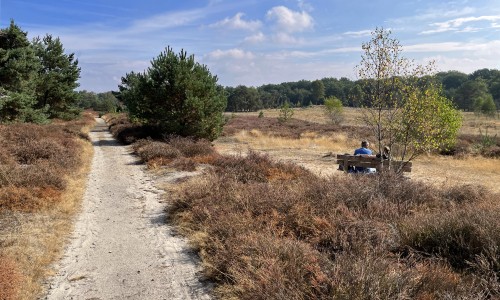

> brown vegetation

[
  {"left": 106, "top": 110, "right": 500, "bottom": 298},
  {"left": 0, "top": 112, "right": 94, "bottom": 299},
  {"left": 167, "top": 153, "right": 499, "bottom": 299},
  {"left": 0, "top": 255, "right": 23, "bottom": 300}
]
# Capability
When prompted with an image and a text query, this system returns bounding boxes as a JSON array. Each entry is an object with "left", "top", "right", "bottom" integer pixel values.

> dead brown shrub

[
  {"left": 170, "top": 157, "right": 198, "bottom": 171},
  {"left": 166, "top": 136, "right": 215, "bottom": 157},
  {"left": 168, "top": 151, "right": 499, "bottom": 298},
  {"left": 134, "top": 141, "right": 181, "bottom": 163},
  {"left": 211, "top": 151, "right": 310, "bottom": 183},
  {"left": 0, "top": 255, "right": 22, "bottom": 300}
]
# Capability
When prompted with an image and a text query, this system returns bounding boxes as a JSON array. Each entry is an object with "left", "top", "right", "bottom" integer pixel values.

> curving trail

[{"left": 45, "top": 118, "right": 210, "bottom": 300}]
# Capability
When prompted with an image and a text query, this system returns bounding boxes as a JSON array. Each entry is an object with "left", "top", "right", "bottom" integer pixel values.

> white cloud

[
  {"left": 206, "top": 48, "right": 255, "bottom": 60},
  {"left": 416, "top": 6, "right": 476, "bottom": 21},
  {"left": 266, "top": 6, "right": 314, "bottom": 33},
  {"left": 244, "top": 32, "right": 266, "bottom": 43},
  {"left": 131, "top": 9, "right": 204, "bottom": 32},
  {"left": 209, "top": 12, "right": 262, "bottom": 31},
  {"left": 297, "top": 0, "right": 314, "bottom": 12},
  {"left": 271, "top": 32, "right": 303, "bottom": 44},
  {"left": 422, "top": 15, "right": 500, "bottom": 34},
  {"left": 343, "top": 29, "right": 372, "bottom": 37}
]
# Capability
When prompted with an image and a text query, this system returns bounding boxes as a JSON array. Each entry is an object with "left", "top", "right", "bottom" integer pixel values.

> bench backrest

[{"left": 336, "top": 154, "right": 412, "bottom": 172}]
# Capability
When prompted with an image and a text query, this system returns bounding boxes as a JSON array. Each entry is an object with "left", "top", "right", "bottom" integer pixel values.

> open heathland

[
  {"left": 0, "top": 113, "right": 94, "bottom": 300},
  {"left": 109, "top": 107, "right": 500, "bottom": 299}
]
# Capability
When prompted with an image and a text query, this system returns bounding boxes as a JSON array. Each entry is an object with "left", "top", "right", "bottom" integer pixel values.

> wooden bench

[{"left": 336, "top": 154, "right": 412, "bottom": 173}]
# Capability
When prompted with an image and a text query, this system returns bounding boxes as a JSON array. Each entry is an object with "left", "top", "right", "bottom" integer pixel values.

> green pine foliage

[
  {"left": 117, "top": 47, "right": 227, "bottom": 140},
  {"left": 33, "top": 35, "right": 81, "bottom": 119},
  {"left": 0, "top": 20, "right": 80, "bottom": 123},
  {"left": 278, "top": 101, "right": 294, "bottom": 122}
]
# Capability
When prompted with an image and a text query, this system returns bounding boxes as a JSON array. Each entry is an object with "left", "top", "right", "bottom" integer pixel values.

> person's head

[
  {"left": 383, "top": 146, "right": 390, "bottom": 154},
  {"left": 361, "top": 140, "right": 369, "bottom": 148}
]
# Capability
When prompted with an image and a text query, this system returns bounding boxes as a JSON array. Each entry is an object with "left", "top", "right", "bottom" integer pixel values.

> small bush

[
  {"left": 399, "top": 206, "right": 500, "bottom": 286},
  {"left": 134, "top": 141, "right": 181, "bottom": 163},
  {"left": 166, "top": 136, "right": 215, "bottom": 158},
  {"left": 171, "top": 157, "right": 197, "bottom": 171},
  {"left": 211, "top": 151, "right": 310, "bottom": 183}
]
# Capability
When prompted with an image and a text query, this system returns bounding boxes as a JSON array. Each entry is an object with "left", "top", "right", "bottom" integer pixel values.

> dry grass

[
  {"left": 0, "top": 113, "right": 94, "bottom": 299},
  {"left": 216, "top": 110, "right": 500, "bottom": 192},
  {"left": 231, "top": 106, "right": 362, "bottom": 126},
  {"left": 460, "top": 112, "right": 500, "bottom": 136}
]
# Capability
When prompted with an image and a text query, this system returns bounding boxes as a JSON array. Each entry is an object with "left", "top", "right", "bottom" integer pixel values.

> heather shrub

[
  {"left": 0, "top": 255, "right": 22, "bottom": 300},
  {"left": 0, "top": 186, "right": 61, "bottom": 211},
  {"left": 0, "top": 118, "right": 87, "bottom": 211},
  {"left": 211, "top": 151, "right": 310, "bottom": 183},
  {"left": 443, "top": 184, "right": 487, "bottom": 204},
  {"left": 134, "top": 141, "right": 181, "bottom": 163},
  {"left": 0, "top": 164, "right": 65, "bottom": 189},
  {"left": 1, "top": 123, "right": 80, "bottom": 169},
  {"left": 399, "top": 206, "right": 500, "bottom": 295},
  {"left": 219, "top": 235, "right": 333, "bottom": 300},
  {"left": 170, "top": 157, "right": 197, "bottom": 171},
  {"left": 166, "top": 135, "right": 215, "bottom": 158},
  {"left": 169, "top": 151, "right": 499, "bottom": 298}
]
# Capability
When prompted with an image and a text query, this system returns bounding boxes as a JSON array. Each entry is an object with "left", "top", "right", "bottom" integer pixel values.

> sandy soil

[{"left": 44, "top": 119, "right": 210, "bottom": 300}]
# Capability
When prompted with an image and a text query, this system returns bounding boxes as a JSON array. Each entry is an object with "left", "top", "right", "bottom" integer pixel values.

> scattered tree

[
  {"left": 323, "top": 96, "right": 344, "bottom": 125},
  {"left": 0, "top": 20, "right": 80, "bottom": 123},
  {"left": 311, "top": 79, "right": 325, "bottom": 104},
  {"left": 357, "top": 28, "right": 462, "bottom": 168},
  {"left": 278, "top": 101, "right": 294, "bottom": 123}
]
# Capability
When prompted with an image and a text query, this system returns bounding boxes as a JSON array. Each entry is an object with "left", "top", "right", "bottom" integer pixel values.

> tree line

[{"left": 225, "top": 69, "right": 499, "bottom": 116}]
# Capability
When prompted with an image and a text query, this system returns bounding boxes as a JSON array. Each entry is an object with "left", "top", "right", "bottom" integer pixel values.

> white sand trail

[{"left": 44, "top": 118, "right": 210, "bottom": 300}]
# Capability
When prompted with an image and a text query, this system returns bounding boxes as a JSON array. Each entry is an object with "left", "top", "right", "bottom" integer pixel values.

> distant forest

[
  {"left": 78, "top": 68, "right": 499, "bottom": 117},
  {"left": 223, "top": 69, "right": 499, "bottom": 115}
]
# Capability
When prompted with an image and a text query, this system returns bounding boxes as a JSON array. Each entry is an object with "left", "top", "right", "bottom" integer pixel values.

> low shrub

[
  {"left": 211, "top": 151, "right": 310, "bottom": 183},
  {"left": 399, "top": 208, "right": 500, "bottom": 269},
  {"left": 166, "top": 136, "right": 215, "bottom": 158},
  {"left": 169, "top": 151, "right": 500, "bottom": 298},
  {"left": 0, "top": 117, "right": 88, "bottom": 212},
  {"left": 134, "top": 141, "right": 181, "bottom": 163},
  {"left": 0, "top": 255, "right": 22, "bottom": 300}
]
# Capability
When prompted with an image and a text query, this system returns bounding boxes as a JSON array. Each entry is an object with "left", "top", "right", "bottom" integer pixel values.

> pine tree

[
  {"left": 117, "top": 47, "right": 227, "bottom": 140},
  {"left": 33, "top": 34, "right": 81, "bottom": 119},
  {"left": 0, "top": 20, "right": 47, "bottom": 122}
]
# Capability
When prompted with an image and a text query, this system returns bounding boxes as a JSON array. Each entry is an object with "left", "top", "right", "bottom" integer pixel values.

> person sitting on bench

[{"left": 354, "top": 140, "right": 375, "bottom": 173}]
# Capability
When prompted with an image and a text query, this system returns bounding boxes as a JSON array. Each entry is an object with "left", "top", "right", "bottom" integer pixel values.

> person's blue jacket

[
  {"left": 354, "top": 147, "right": 372, "bottom": 155},
  {"left": 354, "top": 147, "right": 372, "bottom": 172}
]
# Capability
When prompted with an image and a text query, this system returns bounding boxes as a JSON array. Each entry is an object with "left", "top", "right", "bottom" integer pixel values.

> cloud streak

[
  {"left": 422, "top": 15, "right": 500, "bottom": 34},
  {"left": 209, "top": 12, "right": 262, "bottom": 31}
]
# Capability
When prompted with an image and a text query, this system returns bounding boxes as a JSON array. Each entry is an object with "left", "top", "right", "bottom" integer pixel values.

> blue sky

[{"left": 1, "top": 0, "right": 500, "bottom": 92}]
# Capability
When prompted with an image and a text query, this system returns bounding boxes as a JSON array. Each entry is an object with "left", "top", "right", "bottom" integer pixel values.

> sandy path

[{"left": 44, "top": 119, "right": 210, "bottom": 300}]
